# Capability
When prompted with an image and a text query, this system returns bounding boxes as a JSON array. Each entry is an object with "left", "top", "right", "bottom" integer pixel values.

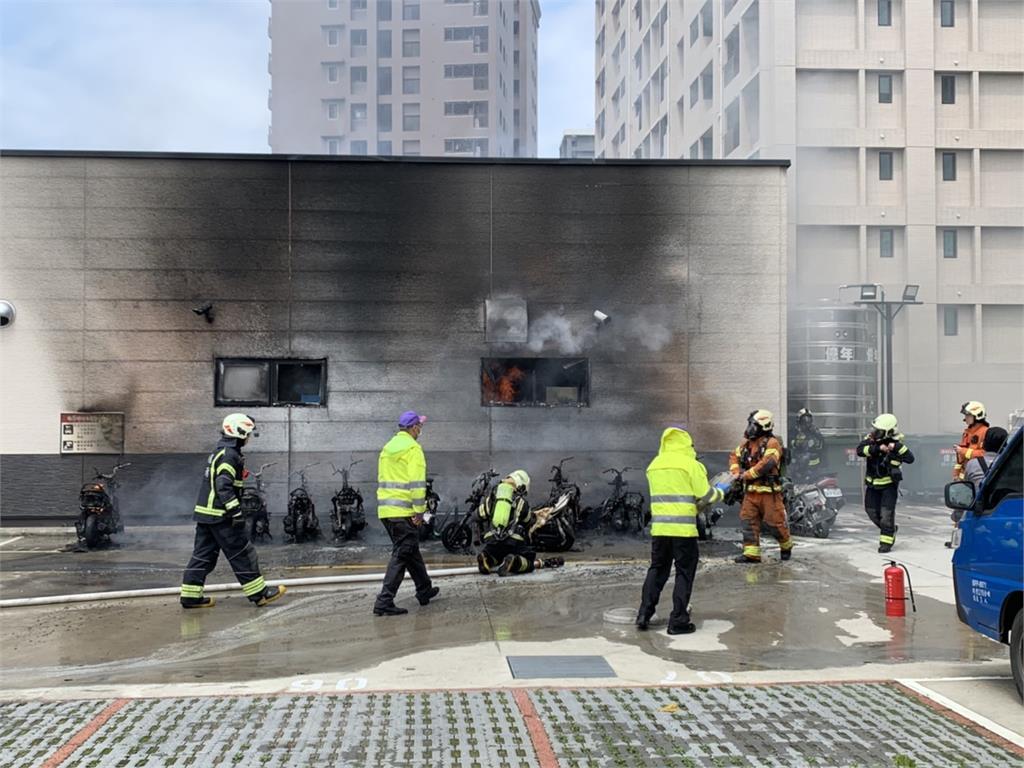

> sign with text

[{"left": 60, "top": 412, "right": 125, "bottom": 455}]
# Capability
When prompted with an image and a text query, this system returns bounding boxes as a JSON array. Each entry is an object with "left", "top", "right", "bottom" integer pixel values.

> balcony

[{"left": 796, "top": 49, "right": 905, "bottom": 71}]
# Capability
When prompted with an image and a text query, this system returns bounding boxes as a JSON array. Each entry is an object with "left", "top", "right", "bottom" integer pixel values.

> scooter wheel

[{"left": 83, "top": 515, "right": 100, "bottom": 548}]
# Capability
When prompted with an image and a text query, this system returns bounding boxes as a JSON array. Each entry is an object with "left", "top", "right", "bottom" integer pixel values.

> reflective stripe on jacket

[
  {"left": 731, "top": 436, "right": 784, "bottom": 493},
  {"left": 647, "top": 427, "right": 721, "bottom": 538},
  {"left": 855, "top": 434, "right": 914, "bottom": 487},
  {"left": 377, "top": 431, "right": 427, "bottom": 519},
  {"left": 193, "top": 437, "right": 244, "bottom": 523},
  {"left": 954, "top": 422, "right": 989, "bottom": 478}
]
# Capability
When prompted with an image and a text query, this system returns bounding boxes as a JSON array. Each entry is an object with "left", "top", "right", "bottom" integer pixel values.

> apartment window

[
  {"left": 689, "top": 17, "right": 699, "bottom": 46},
  {"left": 444, "top": 63, "right": 488, "bottom": 90},
  {"left": 326, "top": 63, "right": 339, "bottom": 83},
  {"left": 724, "top": 100, "right": 740, "bottom": 155},
  {"left": 327, "top": 101, "right": 340, "bottom": 120},
  {"left": 943, "top": 229, "right": 958, "bottom": 258},
  {"left": 378, "top": 0, "right": 392, "bottom": 21},
  {"left": 377, "top": 103, "right": 392, "bottom": 132},
  {"left": 351, "top": 29, "right": 367, "bottom": 57},
  {"left": 879, "top": 228, "right": 894, "bottom": 258},
  {"left": 445, "top": 138, "right": 489, "bottom": 155},
  {"left": 940, "top": 75, "right": 956, "bottom": 104},
  {"left": 402, "top": 29, "right": 420, "bottom": 57},
  {"left": 327, "top": 0, "right": 338, "bottom": 8},
  {"left": 940, "top": 0, "right": 955, "bottom": 27},
  {"left": 350, "top": 0, "right": 367, "bottom": 19},
  {"left": 445, "top": 26, "right": 489, "bottom": 53},
  {"left": 700, "top": 129, "right": 713, "bottom": 159},
  {"left": 473, "top": 0, "right": 489, "bottom": 16},
  {"left": 942, "top": 152, "right": 957, "bottom": 180},
  {"left": 403, "top": 102, "right": 420, "bottom": 131},
  {"left": 724, "top": 29, "right": 740, "bottom": 84},
  {"left": 689, "top": 78, "right": 699, "bottom": 107},
  {"left": 378, "top": 66, "right": 392, "bottom": 95},
  {"left": 377, "top": 140, "right": 393, "bottom": 155},
  {"left": 701, "top": 66, "right": 713, "bottom": 100},
  {"left": 402, "top": 0, "right": 420, "bottom": 21},
  {"left": 350, "top": 140, "right": 368, "bottom": 155},
  {"left": 325, "top": 137, "right": 341, "bottom": 155},
  {"left": 877, "top": 0, "right": 891, "bottom": 26},
  {"left": 216, "top": 359, "right": 326, "bottom": 407},
  {"left": 402, "top": 139, "right": 420, "bottom": 156},
  {"left": 351, "top": 66, "right": 367, "bottom": 94},
  {"left": 326, "top": 27, "right": 340, "bottom": 46},
  {"left": 351, "top": 103, "right": 368, "bottom": 130},
  {"left": 402, "top": 66, "right": 420, "bottom": 94},
  {"left": 943, "top": 306, "right": 959, "bottom": 336},
  {"left": 879, "top": 151, "right": 894, "bottom": 180},
  {"left": 378, "top": 30, "right": 392, "bottom": 57},
  {"left": 878, "top": 74, "right": 892, "bottom": 103},
  {"left": 701, "top": 1, "right": 713, "bottom": 36},
  {"left": 445, "top": 100, "right": 489, "bottom": 128},
  {"left": 482, "top": 358, "right": 589, "bottom": 407},
  {"left": 690, "top": 141, "right": 699, "bottom": 159}
]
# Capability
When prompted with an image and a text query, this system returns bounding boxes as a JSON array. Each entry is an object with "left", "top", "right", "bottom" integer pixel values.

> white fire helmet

[
  {"left": 960, "top": 401, "right": 986, "bottom": 421},
  {"left": 222, "top": 413, "right": 257, "bottom": 439},
  {"left": 508, "top": 470, "right": 531, "bottom": 492}
]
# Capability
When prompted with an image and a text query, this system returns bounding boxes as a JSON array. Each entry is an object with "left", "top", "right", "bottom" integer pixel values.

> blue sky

[{"left": 0, "top": 0, "right": 594, "bottom": 157}]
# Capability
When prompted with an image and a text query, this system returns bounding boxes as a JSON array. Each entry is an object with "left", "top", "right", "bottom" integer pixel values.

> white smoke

[
  {"left": 526, "top": 312, "right": 595, "bottom": 354},
  {"left": 524, "top": 309, "right": 674, "bottom": 354}
]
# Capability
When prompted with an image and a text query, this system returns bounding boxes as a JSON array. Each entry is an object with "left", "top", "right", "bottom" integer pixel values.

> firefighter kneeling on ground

[
  {"left": 856, "top": 413, "right": 915, "bottom": 553},
  {"left": 730, "top": 409, "right": 794, "bottom": 563},
  {"left": 953, "top": 400, "right": 989, "bottom": 481},
  {"left": 179, "top": 414, "right": 286, "bottom": 608},
  {"left": 476, "top": 470, "right": 564, "bottom": 576}
]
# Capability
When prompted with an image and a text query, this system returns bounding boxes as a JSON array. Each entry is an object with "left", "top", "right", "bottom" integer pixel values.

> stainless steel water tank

[{"left": 788, "top": 303, "right": 879, "bottom": 436}]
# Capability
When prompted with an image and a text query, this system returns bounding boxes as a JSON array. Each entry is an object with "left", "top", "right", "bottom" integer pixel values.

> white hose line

[{"left": 0, "top": 566, "right": 480, "bottom": 609}]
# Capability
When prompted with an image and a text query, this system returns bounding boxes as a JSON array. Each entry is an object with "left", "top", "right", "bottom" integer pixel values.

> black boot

[
  {"left": 780, "top": 549, "right": 792, "bottom": 561},
  {"left": 417, "top": 586, "right": 440, "bottom": 606},
  {"left": 496, "top": 554, "right": 516, "bottom": 577},
  {"left": 373, "top": 603, "right": 409, "bottom": 616},
  {"left": 667, "top": 622, "right": 696, "bottom": 635},
  {"left": 541, "top": 557, "right": 565, "bottom": 569},
  {"left": 635, "top": 612, "right": 650, "bottom": 631},
  {"left": 181, "top": 596, "right": 215, "bottom": 609},
  {"left": 253, "top": 585, "right": 286, "bottom": 607}
]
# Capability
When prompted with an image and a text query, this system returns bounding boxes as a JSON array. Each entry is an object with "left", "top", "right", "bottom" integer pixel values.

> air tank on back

[{"left": 788, "top": 302, "right": 879, "bottom": 437}]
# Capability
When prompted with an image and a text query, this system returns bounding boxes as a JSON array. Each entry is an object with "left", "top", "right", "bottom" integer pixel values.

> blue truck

[{"left": 945, "top": 425, "right": 1023, "bottom": 700}]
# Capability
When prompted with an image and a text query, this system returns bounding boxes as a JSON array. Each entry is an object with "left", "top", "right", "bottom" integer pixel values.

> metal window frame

[
  {"left": 879, "top": 228, "right": 894, "bottom": 258},
  {"left": 943, "top": 229, "right": 958, "bottom": 258},
  {"left": 214, "top": 358, "right": 328, "bottom": 408},
  {"left": 879, "top": 151, "right": 894, "bottom": 181}
]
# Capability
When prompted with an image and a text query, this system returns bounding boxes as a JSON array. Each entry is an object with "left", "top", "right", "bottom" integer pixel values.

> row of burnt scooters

[{"left": 73, "top": 455, "right": 845, "bottom": 550}]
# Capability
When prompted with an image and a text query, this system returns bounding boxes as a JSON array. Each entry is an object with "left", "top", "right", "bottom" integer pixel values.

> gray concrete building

[
  {"left": 269, "top": 0, "right": 540, "bottom": 158},
  {"left": 0, "top": 151, "right": 787, "bottom": 524},
  {"left": 594, "top": 0, "right": 1024, "bottom": 435},
  {"left": 559, "top": 131, "right": 596, "bottom": 159}
]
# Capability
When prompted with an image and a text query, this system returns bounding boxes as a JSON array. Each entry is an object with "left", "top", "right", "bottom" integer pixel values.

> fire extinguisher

[{"left": 884, "top": 561, "right": 917, "bottom": 617}]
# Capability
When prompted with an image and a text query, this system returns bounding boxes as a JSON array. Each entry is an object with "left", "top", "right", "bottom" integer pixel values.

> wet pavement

[{"left": 1, "top": 504, "right": 1021, "bottom": 766}]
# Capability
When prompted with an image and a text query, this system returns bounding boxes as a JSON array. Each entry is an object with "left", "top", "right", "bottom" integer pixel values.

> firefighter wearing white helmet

[
  {"left": 179, "top": 413, "right": 286, "bottom": 609},
  {"left": 730, "top": 409, "right": 794, "bottom": 563},
  {"left": 476, "top": 469, "right": 564, "bottom": 577},
  {"left": 856, "top": 413, "right": 915, "bottom": 553},
  {"left": 953, "top": 401, "right": 989, "bottom": 481}
]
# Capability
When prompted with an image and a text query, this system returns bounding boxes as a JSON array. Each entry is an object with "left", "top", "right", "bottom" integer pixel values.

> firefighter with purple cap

[{"left": 373, "top": 410, "right": 440, "bottom": 616}]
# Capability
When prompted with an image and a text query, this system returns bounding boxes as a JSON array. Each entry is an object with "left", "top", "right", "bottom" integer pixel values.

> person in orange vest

[
  {"left": 730, "top": 410, "right": 793, "bottom": 563},
  {"left": 953, "top": 401, "right": 989, "bottom": 480}
]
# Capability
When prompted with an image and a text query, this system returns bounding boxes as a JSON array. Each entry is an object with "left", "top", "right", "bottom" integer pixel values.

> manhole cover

[{"left": 507, "top": 655, "right": 616, "bottom": 679}]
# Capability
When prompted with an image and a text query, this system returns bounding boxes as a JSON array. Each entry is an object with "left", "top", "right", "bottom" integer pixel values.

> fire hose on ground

[{"left": 0, "top": 566, "right": 480, "bottom": 609}]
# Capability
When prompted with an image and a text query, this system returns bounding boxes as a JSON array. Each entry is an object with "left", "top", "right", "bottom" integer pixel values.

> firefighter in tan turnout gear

[
  {"left": 475, "top": 470, "right": 564, "bottom": 576},
  {"left": 730, "top": 410, "right": 794, "bottom": 563},
  {"left": 179, "top": 414, "right": 286, "bottom": 608}
]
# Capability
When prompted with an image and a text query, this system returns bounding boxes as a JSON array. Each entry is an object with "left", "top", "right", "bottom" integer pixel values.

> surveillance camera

[
  {"left": 0, "top": 300, "right": 15, "bottom": 328},
  {"left": 593, "top": 310, "right": 610, "bottom": 325}
]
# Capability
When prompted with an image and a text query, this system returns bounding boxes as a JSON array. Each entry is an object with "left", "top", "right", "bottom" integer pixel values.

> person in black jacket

[
  {"left": 856, "top": 413, "right": 915, "bottom": 553},
  {"left": 179, "top": 414, "right": 286, "bottom": 608}
]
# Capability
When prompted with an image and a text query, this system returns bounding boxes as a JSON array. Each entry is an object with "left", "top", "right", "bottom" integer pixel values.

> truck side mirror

[{"left": 945, "top": 481, "right": 976, "bottom": 511}]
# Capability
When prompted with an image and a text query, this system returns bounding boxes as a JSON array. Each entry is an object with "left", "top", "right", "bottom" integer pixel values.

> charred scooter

[
  {"left": 76, "top": 462, "right": 130, "bottom": 548},
  {"left": 283, "top": 463, "right": 322, "bottom": 543},
  {"left": 329, "top": 460, "right": 367, "bottom": 543},
  {"left": 546, "top": 457, "right": 586, "bottom": 528},
  {"left": 417, "top": 476, "right": 442, "bottom": 542},
  {"left": 240, "top": 462, "right": 276, "bottom": 544},
  {"left": 440, "top": 469, "right": 498, "bottom": 553},
  {"left": 595, "top": 467, "right": 648, "bottom": 534},
  {"left": 780, "top": 476, "right": 841, "bottom": 539},
  {"left": 528, "top": 491, "right": 576, "bottom": 552}
]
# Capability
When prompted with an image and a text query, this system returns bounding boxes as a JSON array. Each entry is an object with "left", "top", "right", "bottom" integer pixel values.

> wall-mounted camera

[{"left": 0, "top": 300, "right": 15, "bottom": 328}]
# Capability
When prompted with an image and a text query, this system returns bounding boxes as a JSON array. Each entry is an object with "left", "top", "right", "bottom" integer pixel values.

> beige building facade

[
  {"left": 270, "top": 0, "right": 539, "bottom": 157},
  {"left": 595, "top": 0, "right": 1024, "bottom": 434}
]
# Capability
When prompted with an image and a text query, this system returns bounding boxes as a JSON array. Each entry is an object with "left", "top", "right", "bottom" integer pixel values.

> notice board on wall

[{"left": 59, "top": 412, "right": 125, "bottom": 455}]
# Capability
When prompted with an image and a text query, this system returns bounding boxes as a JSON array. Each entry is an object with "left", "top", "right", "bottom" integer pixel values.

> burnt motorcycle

[
  {"left": 76, "top": 462, "right": 130, "bottom": 548},
  {"left": 440, "top": 469, "right": 498, "bottom": 553},
  {"left": 546, "top": 456, "right": 586, "bottom": 528},
  {"left": 708, "top": 470, "right": 841, "bottom": 540},
  {"left": 596, "top": 467, "right": 648, "bottom": 534},
  {"left": 528, "top": 491, "right": 576, "bottom": 552},
  {"left": 329, "top": 460, "right": 367, "bottom": 543},
  {"left": 283, "top": 463, "right": 321, "bottom": 543},
  {"left": 417, "top": 476, "right": 442, "bottom": 542},
  {"left": 241, "top": 462, "right": 276, "bottom": 544}
]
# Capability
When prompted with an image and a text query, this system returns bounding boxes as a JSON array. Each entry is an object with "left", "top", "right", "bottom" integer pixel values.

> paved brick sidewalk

[{"left": 2, "top": 683, "right": 1018, "bottom": 768}]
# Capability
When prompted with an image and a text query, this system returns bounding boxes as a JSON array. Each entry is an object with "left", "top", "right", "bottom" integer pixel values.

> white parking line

[
  {"left": 898, "top": 678, "right": 1024, "bottom": 748},
  {"left": 0, "top": 537, "right": 24, "bottom": 548}
]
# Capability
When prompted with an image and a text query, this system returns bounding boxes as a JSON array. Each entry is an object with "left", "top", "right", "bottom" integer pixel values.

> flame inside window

[{"left": 481, "top": 358, "right": 589, "bottom": 407}]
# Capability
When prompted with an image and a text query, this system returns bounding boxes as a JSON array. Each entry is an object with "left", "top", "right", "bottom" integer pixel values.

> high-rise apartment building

[
  {"left": 559, "top": 131, "right": 596, "bottom": 158},
  {"left": 270, "top": 0, "right": 539, "bottom": 157},
  {"left": 595, "top": 0, "right": 1024, "bottom": 434}
]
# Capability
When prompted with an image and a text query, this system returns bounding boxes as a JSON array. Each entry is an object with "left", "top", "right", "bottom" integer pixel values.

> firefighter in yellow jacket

[
  {"left": 373, "top": 411, "right": 439, "bottom": 616},
  {"left": 636, "top": 426, "right": 723, "bottom": 635},
  {"left": 730, "top": 409, "right": 794, "bottom": 563}
]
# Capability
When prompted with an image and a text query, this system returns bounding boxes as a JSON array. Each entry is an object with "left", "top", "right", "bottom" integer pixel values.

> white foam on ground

[
  {"left": 835, "top": 611, "right": 893, "bottom": 646},
  {"left": 666, "top": 619, "right": 733, "bottom": 651}
]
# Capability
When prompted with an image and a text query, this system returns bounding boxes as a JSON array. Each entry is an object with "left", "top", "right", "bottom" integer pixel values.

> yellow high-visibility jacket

[
  {"left": 377, "top": 431, "right": 427, "bottom": 519},
  {"left": 647, "top": 427, "right": 721, "bottom": 538}
]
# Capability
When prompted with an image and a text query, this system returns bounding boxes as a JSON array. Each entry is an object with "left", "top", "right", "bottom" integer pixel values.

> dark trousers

[
  {"left": 181, "top": 521, "right": 265, "bottom": 600},
  {"left": 376, "top": 518, "right": 432, "bottom": 608},
  {"left": 479, "top": 537, "right": 536, "bottom": 574},
  {"left": 639, "top": 536, "right": 699, "bottom": 629},
  {"left": 865, "top": 485, "right": 899, "bottom": 541}
]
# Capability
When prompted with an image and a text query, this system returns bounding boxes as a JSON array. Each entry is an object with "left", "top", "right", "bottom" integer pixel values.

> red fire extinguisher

[{"left": 884, "top": 561, "right": 917, "bottom": 617}]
